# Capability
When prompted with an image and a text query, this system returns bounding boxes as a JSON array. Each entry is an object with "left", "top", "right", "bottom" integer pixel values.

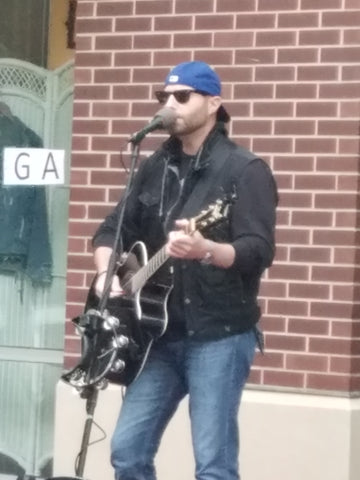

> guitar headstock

[{"left": 188, "top": 197, "right": 232, "bottom": 234}]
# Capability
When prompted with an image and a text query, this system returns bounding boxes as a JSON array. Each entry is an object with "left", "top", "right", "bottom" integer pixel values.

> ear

[{"left": 208, "top": 96, "right": 222, "bottom": 116}]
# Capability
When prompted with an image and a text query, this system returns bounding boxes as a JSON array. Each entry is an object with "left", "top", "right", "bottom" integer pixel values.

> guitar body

[
  {"left": 61, "top": 197, "right": 230, "bottom": 389},
  {"left": 84, "top": 241, "right": 171, "bottom": 386}
]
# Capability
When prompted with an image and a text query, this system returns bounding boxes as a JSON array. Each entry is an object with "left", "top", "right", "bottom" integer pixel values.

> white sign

[{"left": 3, "top": 147, "right": 65, "bottom": 185}]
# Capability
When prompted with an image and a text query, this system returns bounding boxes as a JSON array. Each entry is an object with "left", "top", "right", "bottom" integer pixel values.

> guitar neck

[{"left": 125, "top": 245, "right": 169, "bottom": 294}]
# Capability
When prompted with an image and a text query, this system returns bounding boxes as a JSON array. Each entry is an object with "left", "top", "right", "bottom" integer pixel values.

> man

[{"left": 92, "top": 61, "right": 277, "bottom": 480}]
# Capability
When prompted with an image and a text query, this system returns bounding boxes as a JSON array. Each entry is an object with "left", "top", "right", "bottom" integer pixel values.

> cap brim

[{"left": 217, "top": 105, "right": 231, "bottom": 123}]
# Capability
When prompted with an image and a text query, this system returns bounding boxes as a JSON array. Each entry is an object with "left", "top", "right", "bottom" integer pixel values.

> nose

[{"left": 164, "top": 93, "right": 177, "bottom": 108}]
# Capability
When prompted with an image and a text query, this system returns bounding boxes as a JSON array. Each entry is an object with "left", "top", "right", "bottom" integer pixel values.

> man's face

[{"left": 159, "top": 84, "right": 219, "bottom": 137}]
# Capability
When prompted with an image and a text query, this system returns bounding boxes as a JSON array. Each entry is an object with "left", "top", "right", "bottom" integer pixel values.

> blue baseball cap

[{"left": 165, "top": 61, "right": 230, "bottom": 123}]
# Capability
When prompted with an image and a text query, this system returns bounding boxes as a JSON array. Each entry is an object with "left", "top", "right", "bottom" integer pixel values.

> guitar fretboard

[{"left": 124, "top": 246, "right": 169, "bottom": 295}]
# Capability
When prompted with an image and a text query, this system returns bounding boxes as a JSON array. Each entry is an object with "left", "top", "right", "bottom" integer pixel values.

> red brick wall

[{"left": 66, "top": 0, "right": 360, "bottom": 395}]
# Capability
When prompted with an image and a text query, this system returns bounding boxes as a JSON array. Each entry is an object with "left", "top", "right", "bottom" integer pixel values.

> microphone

[{"left": 129, "top": 107, "right": 176, "bottom": 144}]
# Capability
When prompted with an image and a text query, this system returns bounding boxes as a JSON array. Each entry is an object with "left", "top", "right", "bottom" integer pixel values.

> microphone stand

[{"left": 60, "top": 141, "right": 142, "bottom": 480}]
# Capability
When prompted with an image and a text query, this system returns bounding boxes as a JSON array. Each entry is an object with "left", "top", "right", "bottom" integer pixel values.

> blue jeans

[{"left": 111, "top": 330, "right": 256, "bottom": 480}]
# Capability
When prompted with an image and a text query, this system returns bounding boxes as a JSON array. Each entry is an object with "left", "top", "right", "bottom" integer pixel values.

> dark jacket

[{"left": 93, "top": 124, "right": 277, "bottom": 340}]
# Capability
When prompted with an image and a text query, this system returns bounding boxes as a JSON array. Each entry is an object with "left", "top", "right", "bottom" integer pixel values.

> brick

[
  {"left": 289, "top": 283, "right": 330, "bottom": 300},
  {"left": 312, "top": 265, "right": 355, "bottom": 283},
  {"left": 266, "top": 333, "right": 307, "bottom": 351},
  {"left": 299, "top": 29, "right": 341, "bottom": 46},
  {"left": 88, "top": 204, "right": 115, "bottom": 221},
  {"left": 271, "top": 228, "right": 310, "bottom": 246},
  {"left": 234, "top": 83, "right": 274, "bottom": 99},
  {"left": 76, "top": 52, "right": 112, "bottom": 67},
  {"left": 135, "top": 0, "right": 173, "bottom": 15},
  {"left": 301, "top": 0, "right": 342, "bottom": 8},
  {"left": 342, "top": 65, "right": 360, "bottom": 81},
  {"left": 236, "top": 13, "right": 275, "bottom": 29},
  {"left": 274, "top": 173, "right": 292, "bottom": 189},
  {"left": 71, "top": 153, "right": 107, "bottom": 170},
  {"left": 74, "top": 35, "right": 93, "bottom": 51},
  {"left": 288, "top": 318, "right": 330, "bottom": 335},
  {"left": 330, "top": 356, "right": 355, "bottom": 374},
  {"left": 96, "top": 2, "right": 134, "bottom": 16},
  {"left": 297, "top": 65, "right": 338, "bottom": 81},
  {"left": 253, "top": 138, "right": 293, "bottom": 153},
  {"left": 316, "top": 156, "right": 358, "bottom": 173},
  {"left": 263, "top": 370, "right": 305, "bottom": 389},
  {"left": 64, "top": 337, "right": 81, "bottom": 355},
  {"left": 273, "top": 156, "right": 314, "bottom": 171},
  {"left": 67, "top": 239, "right": 87, "bottom": 255},
  {"left": 72, "top": 119, "right": 109, "bottom": 135},
  {"left": 70, "top": 187, "right": 106, "bottom": 203},
  {"left": 322, "top": 10, "right": 360, "bottom": 27},
  {"left": 254, "top": 101, "right": 294, "bottom": 117},
  {"left": 155, "top": 16, "right": 192, "bottom": 31},
  {"left": 312, "top": 302, "right": 355, "bottom": 320},
  {"left": 76, "top": 18, "right": 112, "bottom": 34},
  {"left": 92, "top": 102, "right": 130, "bottom": 118},
  {"left": 73, "top": 102, "right": 90, "bottom": 117},
  {"left": 216, "top": 0, "right": 256, "bottom": 11},
  {"left": 214, "top": 31, "right": 254, "bottom": 47},
  {"left": 338, "top": 138, "right": 360, "bottom": 155},
  {"left": 175, "top": 0, "right": 215, "bottom": 13},
  {"left": 134, "top": 34, "right": 172, "bottom": 49},
  {"left": 256, "top": 31, "right": 296, "bottom": 47},
  {"left": 259, "top": 280, "right": 287, "bottom": 298},
  {"left": 74, "top": 68, "right": 92, "bottom": 84},
  {"left": 258, "top": 0, "right": 298, "bottom": 10},
  {"left": 278, "top": 47, "right": 318, "bottom": 64},
  {"left": 331, "top": 320, "right": 355, "bottom": 338},
  {"left": 67, "top": 252, "right": 95, "bottom": 270},
  {"left": 253, "top": 352, "right": 284, "bottom": 368},
  {"left": 95, "top": 35, "right": 132, "bottom": 50},
  {"left": 113, "top": 85, "right": 150, "bottom": 100},
  {"left": 114, "top": 51, "right": 152, "bottom": 66},
  {"left": 290, "top": 247, "right": 331, "bottom": 264},
  {"left": 292, "top": 210, "right": 334, "bottom": 227},
  {"left": 314, "top": 193, "right": 357, "bottom": 210},
  {"left": 269, "top": 264, "right": 309, "bottom": 281},
  {"left": 196, "top": 14, "right": 234, "bottom": 30},
  {"left": 77, "top": 1, "right": 95, "bottom": 16},
  {"left": 276, "top": 84, "right": 317, "bottom": 99},
  {"left": 343, "top": 29, "right": 360, "bottom": 45},
  {"left": 75, "top": 85, "right": 110, "bottom": 100},
  {"left": 134, "top": 68, "right": 169, "bottom": 83},
  {"left": 67, "top": 287, "right": 89, "bottom": 303},
  {"left": 92, "top": 135, "right": 131, "bottom": 152},
  {"left": 261, "top": 315, "right": 287, "bottom": 332},
  {"left": 294, "top": 174, "right": 335, "bottom": 190},
  {"left": 174, "top": 33, "right": 212, "bottom": 48},
  {"left": 72, "top": 135, "right": 89, "bottom": 151},
  {"left": 154, "top": 51, "right": 193, "bottom": 66},
  {"left": 321, "top": 47, "right": 360, "bottom": 63},
  {"left": 286, "top": 354, "right": 328, "bottom": 372},
  {"left": 319, "top": 120, "right": 359, "bottom": 136},
  {"left": 70, "top": 170, "right": 88, "bottom": 185},
  {"left": 232, "top": 119, "right": 272, "bottom": 135},
  {"left": 194, "top": 51, "right": 234, "bottom": 67},
  {"left": 235, "top": 48, "right": 275, "bottom": 64},
  {"left": 255, "top": 66, "right": 295, "bottom": 81},
  {"left": 334, "top": 246, "right": 357, "bottom": 263},
  {"left": 307, "top": 374, "right": 351, "bottom": 392},
  {"left": 278, "top": 12, "right": 320, "bottom": 28},
  {"left": 309, "top": 338, "right": 352, "bottom": 356},
  {"left": 295, "top": 138, "right": 336, "bottom": 153},
  {"left": 115, "top": 17, "right": 151, "bottom": 32},
  {"left": 275, "top": 120, "right": 315, "bottom": 135},
  {"left": 296, "top": 101, "right": 337, "bottom": 118}
]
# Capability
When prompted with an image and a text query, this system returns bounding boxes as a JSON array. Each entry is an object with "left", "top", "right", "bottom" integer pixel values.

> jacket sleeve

[{"left": 230, "top": 157, "right": 278, "bottom": 275}]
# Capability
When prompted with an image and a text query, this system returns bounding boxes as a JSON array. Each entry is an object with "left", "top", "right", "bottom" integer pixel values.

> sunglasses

[{"left": 154, "top": 89, "right": 207, "bottom": 105}]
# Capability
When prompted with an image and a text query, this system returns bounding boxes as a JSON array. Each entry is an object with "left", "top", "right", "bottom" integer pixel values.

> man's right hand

[{"left": 94, "top": 272, "right": 124, "bottom": 298}]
